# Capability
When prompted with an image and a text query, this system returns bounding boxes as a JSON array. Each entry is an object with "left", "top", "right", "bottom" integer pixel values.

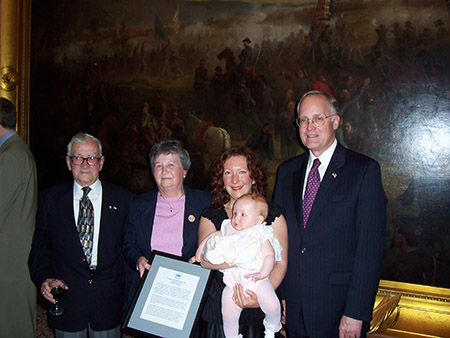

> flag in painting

[
  {"left": 172, "top": 0, "right": 180, "bottom": 35},
  {"left": 313, "top": 1, "right": 333, "bottom": 21},
  {"left": 154, "top": 15, "right": 167, "bottom": 39}
]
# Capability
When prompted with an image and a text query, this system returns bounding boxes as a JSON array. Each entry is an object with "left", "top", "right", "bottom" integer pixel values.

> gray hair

[
  {"left": 149, "top": 139, "right": 191, "bottom": 173},
  {"left": 296, "top": 90, "right": 338, "bottom": 121},
  {"left": 67, "top": 132, "right": 103, "bottom": 156}
]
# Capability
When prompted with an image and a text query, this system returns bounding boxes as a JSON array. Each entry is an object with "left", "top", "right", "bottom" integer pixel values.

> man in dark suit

[
  {"left": 273, "top": 91, "right": 386, "bottom": 338},
  {"left": 29, "top": 132, "right": 133, "bottom": 338}
]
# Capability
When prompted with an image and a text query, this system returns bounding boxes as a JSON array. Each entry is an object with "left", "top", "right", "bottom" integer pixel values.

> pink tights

[{"left": 221, "top": 279, "right": 281, "bottom": 338}]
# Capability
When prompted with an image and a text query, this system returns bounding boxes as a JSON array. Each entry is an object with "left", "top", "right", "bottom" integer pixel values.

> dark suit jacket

[
  {"left": 123, "top": 185, "right": 211, "bottom": 304},
  {"left": 28, "top": 180, "right": 133, "bottom": 332},
  {"left": 273, "top": 143, "right": 386, "bottom": 337}
]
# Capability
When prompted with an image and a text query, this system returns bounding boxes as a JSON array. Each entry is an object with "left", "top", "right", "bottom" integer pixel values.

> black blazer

[
  {"left": 273, "top": 143, "right": 386, "bottom": 337},
  {"left": 123, "top": 185, "right": 211, "bottom": 305},
  {"left": 28, "top": 180, "right": 133, "bottom": 332}
]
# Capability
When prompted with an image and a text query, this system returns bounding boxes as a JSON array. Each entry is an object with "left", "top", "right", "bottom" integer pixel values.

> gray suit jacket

[{"left": 0, "top": 133, "right": 37, "bottom": 336}]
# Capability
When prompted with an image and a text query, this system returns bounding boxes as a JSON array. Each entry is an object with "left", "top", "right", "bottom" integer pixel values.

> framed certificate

[{"left": 122, "top": 251, "right": 212, "bottom": 338}]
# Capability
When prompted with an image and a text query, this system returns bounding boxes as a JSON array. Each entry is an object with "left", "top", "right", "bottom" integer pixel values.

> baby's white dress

[{"left": 204, "top": 220, "right": 282, "bottom": 290}]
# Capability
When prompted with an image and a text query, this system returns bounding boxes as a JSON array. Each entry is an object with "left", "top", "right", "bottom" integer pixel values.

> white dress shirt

[{"left": 302, "top": 139, "right": 337, "bottom": 198}]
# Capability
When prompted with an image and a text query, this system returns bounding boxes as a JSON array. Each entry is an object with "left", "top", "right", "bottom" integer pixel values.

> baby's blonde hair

[{"left": 237, "top": 193, "right": 268, "bottom": 220}]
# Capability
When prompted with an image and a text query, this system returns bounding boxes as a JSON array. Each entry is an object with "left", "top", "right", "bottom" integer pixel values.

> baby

[{"left": 196, "top": 193, "right": 282, "bottom": 338}]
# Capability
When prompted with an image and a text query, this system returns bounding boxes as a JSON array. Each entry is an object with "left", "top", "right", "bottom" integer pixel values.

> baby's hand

[{"left": 244, "top": 272, "right": 267, "bottom": 282}]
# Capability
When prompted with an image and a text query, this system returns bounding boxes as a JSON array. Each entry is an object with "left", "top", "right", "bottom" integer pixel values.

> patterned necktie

[
  {"left": 77, "top": 187, "right": 94, "bottom": 265},
  {"left": 303, "top": 159, "right": 321, "bottom": 228}
]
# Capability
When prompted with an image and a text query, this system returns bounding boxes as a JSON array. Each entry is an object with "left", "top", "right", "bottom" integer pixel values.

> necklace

[{"left": 159, "top": 192, "right": 184, "bottom": 212}]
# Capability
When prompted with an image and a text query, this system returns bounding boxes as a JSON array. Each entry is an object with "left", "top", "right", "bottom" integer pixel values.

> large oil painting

[{"left": 30, "top": 0, "right": 450, "bottom": 289}]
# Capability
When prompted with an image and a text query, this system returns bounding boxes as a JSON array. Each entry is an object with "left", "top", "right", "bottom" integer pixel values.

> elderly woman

[
  {"left": 124, "top": 139, "right": 211, "bottom": 302},
  {"left": 197, "top": 146, "right": 288, "bottom": 338}
]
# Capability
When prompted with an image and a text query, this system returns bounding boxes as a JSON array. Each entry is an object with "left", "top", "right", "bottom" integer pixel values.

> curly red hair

[{"left": 209, "top": 146, "right": 267, "bottom": 207}]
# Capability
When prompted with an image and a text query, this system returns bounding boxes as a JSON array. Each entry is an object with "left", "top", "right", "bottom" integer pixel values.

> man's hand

[
  {"left": 41, "top": 278, "right": 68, "bottom": 304},
  {"left": 339, "top": 315, "right": 362, "bottom": 338}
]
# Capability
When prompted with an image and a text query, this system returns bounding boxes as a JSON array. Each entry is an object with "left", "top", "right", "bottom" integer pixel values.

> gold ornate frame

[
  {"left": 2, "top": 0, "right": 449, "bottom": 336},
  {"left": 0, "top": 0, "right": 31, "bottom": 143},
  {"left": 371, "top": 280, "right": 450, "bottom": 337}
]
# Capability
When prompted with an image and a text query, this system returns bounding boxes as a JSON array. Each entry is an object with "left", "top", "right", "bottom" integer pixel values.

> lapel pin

[
  {"left": 332, "top": 172, "right": 337, "bottom": 178},
  {"left": 113, "top": 206, "right": 118, "bottom": 210},
  {"left": 188, "top": 215, "right": 196, "bottom": 222},
  {"left": 109, "top": 205, "right": 118, "bottom": 210}
]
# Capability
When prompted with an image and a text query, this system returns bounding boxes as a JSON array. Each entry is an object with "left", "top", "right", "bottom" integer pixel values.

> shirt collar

[
  {"left": 0, "top": 131, "right": 16, "bottom": 148},
  {"left": 73, "top": 179, "right": 101, "bottom": 199},
  {"left": 307, "top": 138, "right": 337, "bottom": 169}
]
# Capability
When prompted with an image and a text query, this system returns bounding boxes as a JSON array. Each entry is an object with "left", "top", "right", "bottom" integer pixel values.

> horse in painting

[
  {"left": 217, "top": 47, "right": 263, "bottom": 100},
  {"left": 185, "top": 112, "right": 231, "bottom": 164},
  {"left": 217, "top": 48, "right": 241, "bottom": 87}
]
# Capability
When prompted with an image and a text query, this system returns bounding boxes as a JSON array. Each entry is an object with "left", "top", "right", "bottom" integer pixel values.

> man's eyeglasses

[
  {"left": 69, "top": 155, "right": 101, "bottom": 166},
  {"left": 295, "top": 114, "right": 335, "bottom": 128}
]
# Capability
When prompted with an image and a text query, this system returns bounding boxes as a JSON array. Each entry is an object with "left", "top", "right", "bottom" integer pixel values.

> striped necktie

[{"left": 77, "top": 187, "right": 94, "bottom": 265}]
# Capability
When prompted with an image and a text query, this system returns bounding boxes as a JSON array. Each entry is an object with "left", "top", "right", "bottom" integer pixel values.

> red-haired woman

[{"left": 197, "top": 146, "right": 288, "bottom": 337}]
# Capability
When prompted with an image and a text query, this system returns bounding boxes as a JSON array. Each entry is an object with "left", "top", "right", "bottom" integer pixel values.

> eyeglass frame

[
  {"left": 295, "top": 114, "right": 336, "bottom": 128},
  {"left": 68, "top": 155, "right": 102, "bottom": 166}
]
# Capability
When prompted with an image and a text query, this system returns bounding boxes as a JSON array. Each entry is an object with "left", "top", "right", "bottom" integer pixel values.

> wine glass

[{"left": 49, "top": 279, "right": 66, "bottom": 316}]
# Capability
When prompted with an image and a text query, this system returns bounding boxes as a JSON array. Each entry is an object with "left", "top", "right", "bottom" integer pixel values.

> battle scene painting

[{"left": 30, "top": 0, "right": 450, "bottom": 288}]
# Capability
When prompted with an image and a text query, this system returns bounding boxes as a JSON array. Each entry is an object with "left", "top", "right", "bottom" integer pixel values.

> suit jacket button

[{"left": 301, "top": 248, "right": 307, "bottom": 254}]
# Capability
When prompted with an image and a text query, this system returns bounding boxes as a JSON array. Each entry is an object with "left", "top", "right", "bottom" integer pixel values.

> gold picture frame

[
  {"left": 0, "top": 0, "right": 31, "bottom": 143},
  {"left": 371, "top": 280, "right": 450, "bottom": 337}
]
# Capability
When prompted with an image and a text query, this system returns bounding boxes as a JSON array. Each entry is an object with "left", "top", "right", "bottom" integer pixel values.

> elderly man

[
  {"left": 0, "top": 98, "right": 37, "bottom": 337},
  {"left": 29, "top": 132, "right": 133, "bottom": 338},
  {"left": 273, "top": 91, "right": 386, "bottom": 338}
]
